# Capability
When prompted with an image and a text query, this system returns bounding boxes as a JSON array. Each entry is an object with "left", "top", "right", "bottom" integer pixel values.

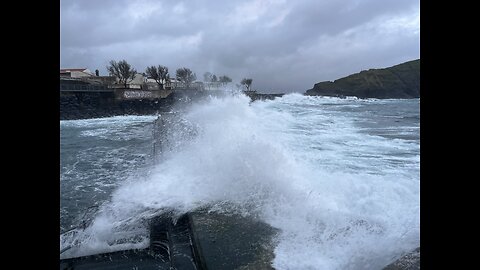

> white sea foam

[
  {"left": 60, "top": 115, "right": 158, "bottom": 127},
  {"left": 60, "top": 94, "right": 419, "bottom": 269}
]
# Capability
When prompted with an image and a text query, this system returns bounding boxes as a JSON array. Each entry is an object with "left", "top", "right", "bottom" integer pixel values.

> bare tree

[
  {"left": 203, "top": 72, "right": 214, "bottom": 82},
  {"left": 107, "top": 60, "right": 137, "bottom": 88},
  {"left": 146, "top": 65, "right": 169, "bottom": 89},
  {"left": 219, "top": 75, "right": 232, "bottom": 86},
  {"left": 158, "top": 66, "right": 169, "bottom": 88},
  {"left": 203, "top": 72, "right": 218, "bottom": 82},
  {"left": 241, "top": 78, "right": 253, "bottom": 91},
  {"left": 176, "top": 67, "right": 197, "bottom": 89}
]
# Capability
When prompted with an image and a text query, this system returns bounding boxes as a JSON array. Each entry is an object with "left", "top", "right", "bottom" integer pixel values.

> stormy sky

[{"left": 60, "top": 0, "right": 419, "bottom": 93}]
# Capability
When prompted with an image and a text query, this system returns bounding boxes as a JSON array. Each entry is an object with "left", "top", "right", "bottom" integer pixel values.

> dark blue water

[{"left": 60, "top": 115, "right": 158, "bottom": 232}]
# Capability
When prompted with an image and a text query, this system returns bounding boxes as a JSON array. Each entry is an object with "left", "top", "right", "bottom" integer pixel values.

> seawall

[
  {"left": 60, "top": 91, "right": 175, "bottom": 120},
  {"left": 60, "top": 89, "right": 234, "bottom": 120}
]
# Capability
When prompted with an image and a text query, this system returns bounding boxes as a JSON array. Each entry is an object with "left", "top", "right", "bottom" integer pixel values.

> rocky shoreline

[{"left": 243, "top": 91, "right": 284, "bottom": 101}]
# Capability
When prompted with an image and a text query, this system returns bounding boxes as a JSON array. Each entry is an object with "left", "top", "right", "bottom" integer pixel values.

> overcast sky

[{"left": 60, "top": 0, "right": 419, "bottom": 93}]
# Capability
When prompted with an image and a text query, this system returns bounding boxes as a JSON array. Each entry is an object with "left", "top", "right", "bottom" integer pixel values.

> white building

[
  {"left": 60, "top": 68, "right": 95, "bottom": 78},
  {"left": 109, "top": 73, "right": 146, "bottom": 89},
  {"left": 128, "top": 74, "right": 146, "bottom": 89}
]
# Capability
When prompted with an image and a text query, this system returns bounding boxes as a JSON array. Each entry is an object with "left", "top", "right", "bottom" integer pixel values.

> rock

[
  {"left": 243, "top": 91, "right": 284, "bottom": 101},
  {"left": 382, "top": 247, "right": 420, "bottom": 270}
]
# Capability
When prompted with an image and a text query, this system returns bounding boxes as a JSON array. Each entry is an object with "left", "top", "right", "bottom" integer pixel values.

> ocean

[{"left": 60, "top": 93, "right": 419, "bottom": 269}]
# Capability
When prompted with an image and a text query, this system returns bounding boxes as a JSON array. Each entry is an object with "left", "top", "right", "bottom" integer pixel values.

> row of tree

[
  {"left": 203, "top": 72, "right": 232, "bottom": 86},
  {"left": 106, "top": 59, "right": 252, "bottom": 90}
]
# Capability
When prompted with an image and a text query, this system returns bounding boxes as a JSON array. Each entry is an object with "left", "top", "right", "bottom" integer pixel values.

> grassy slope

[{"left": 306, "top": 59, "right": 420, "bottom": 98}]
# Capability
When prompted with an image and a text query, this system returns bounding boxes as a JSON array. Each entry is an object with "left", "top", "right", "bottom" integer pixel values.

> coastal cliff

[{"left": 305, "top": 59, "right": 419, "bottom": 99}]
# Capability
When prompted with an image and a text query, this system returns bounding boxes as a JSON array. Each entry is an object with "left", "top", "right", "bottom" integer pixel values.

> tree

[
  {"left": 203, "top": 72, "right": 219, "bottom": 83},
  {"left": 176, "top": 67, "right": 197, "bottom": 89},
  {"left": 158, "top": 66, "right": 169, "bottom": 87},
  {"left": 241, "top": 78, "right": 253, "bottom": 91},
  {"left": 146, "top": 65, "right": 169, "bottom": 89},
  {"left": 203, "top": 72, "right": 213, "bottom": 82},
  {"left": 219, "top": 75, "right": 232, "bottom": 86},
  {"left": 107, "top": 60, "right": 137, "bottom": 88}
]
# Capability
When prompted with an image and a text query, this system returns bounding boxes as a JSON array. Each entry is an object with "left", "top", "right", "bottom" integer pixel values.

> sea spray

[{"left": 60, "top": 94, "right": 419, "bottom": 269}]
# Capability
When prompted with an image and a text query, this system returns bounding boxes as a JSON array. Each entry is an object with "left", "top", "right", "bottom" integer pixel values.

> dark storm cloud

[{"left": 61, "top": 0, "right": 419, "bottom": 93}]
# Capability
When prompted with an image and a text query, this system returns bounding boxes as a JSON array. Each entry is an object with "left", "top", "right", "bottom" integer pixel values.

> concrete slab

[{"left": 189, "top": 210, "right": 278, "bottom": 270}]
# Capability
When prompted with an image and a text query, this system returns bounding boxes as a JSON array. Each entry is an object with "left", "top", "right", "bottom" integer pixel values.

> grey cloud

[{"left": 61, "top": 0, "right": 419, "bottom": 93}]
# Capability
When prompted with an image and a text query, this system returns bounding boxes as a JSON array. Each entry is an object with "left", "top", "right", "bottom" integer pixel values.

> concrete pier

[{"left": 60, "top": 210, "right": 278, "bottom": 270}]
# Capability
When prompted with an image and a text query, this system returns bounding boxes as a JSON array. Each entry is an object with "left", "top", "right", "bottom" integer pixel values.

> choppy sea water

[{"left": 60, "top": 93, "right": 419, "bottom": 269}]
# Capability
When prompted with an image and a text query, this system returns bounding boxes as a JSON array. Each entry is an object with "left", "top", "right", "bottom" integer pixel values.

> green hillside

[{"left": 305, "top": 59, "right": 420, "bottom": 98}]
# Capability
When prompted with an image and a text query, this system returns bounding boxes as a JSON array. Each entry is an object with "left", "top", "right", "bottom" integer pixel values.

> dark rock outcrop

[
  {"left": 305, "top": 59, "right": 420, "bottom": 99},
  {"left": 243, "top": 91, "right": 284, "bottom": 101},
  {"left": 382, "top": 247, "right": 420, "bottom": 270}
]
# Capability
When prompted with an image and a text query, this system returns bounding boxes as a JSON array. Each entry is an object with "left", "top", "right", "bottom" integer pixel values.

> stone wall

[
  {"left": 59, "top": 89, "right": 268, "bottom": 120},
  {"left": 60, "top": 91, "right": 175, "bottom": 120}
]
